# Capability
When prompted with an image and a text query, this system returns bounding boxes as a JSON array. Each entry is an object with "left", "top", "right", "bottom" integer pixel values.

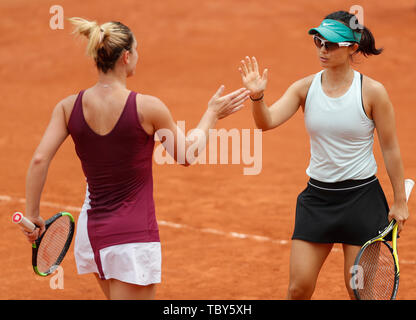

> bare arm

[
  {"left": 141, "top": 86, "right": 250, "bottom": 166},
  {"left": 239, "top": 56, "right": 310, "bottom": 131},
  {"left": 24, "top": 99, "right": 70, "bottom": 240},
  {"left": 370, "top": 80, "right": 408, "bottom": 233}
]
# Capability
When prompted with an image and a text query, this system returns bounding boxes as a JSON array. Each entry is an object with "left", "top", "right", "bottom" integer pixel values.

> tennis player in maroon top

[{"left": 22, "top": 17, "right": 250, "bottom": 299}]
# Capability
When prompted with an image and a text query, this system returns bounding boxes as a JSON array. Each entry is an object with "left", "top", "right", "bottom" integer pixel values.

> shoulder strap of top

[
  {"left": 123, "top": 91, "right": 137, "bottom": 120},
  {"left": 359, "top": 73, "right": 369, "bottom": 118},
  {"left": 304, "top": 71, "right": 324, "bottom": 111},
  {"left": 67, "top": 90, "right": 85, "bottom": 131}
]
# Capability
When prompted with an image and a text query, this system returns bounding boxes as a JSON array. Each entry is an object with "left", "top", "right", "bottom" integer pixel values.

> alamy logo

[
  {"left": 49, "top": 5, "right": 64, "bottom": 30},
  {"left": 49, "top": 265, "right": 65, "bottom": 289},
  {"left": 349, "top": 5, "right": 364, "bottom": 30},
  {"left": 350, "top": 265, "right": 364, "bottom": 290},
  {"left": 34, "top": 265, "right": 65, "bottom": 290},
  {"left": 154, "top": 122, "right": 263, "bottom": 175}
]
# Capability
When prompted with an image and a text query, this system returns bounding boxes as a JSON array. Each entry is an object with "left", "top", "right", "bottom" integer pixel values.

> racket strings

[
  {"left": 37, "top": 216, "right": 72, "bottom": 274},
  {"left": 357, "top": 241, "right": 396, "bottom": 300}
]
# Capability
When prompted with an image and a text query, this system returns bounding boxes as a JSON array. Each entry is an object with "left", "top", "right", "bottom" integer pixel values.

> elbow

[
  {"left": 31, "top": 153, "right": 49, "bottom": 167},
  {"left": 255, "top": 122, "right": 270, "bottom": 131},
  {"left": 178, "top": 140, "right": 200, "bottom": 167},
  {"left": 176, "top": 152, "right": 192, "bottom": 167},
  {"left": 180, "top": 161, "right": 192, "bottom": 167},
  {"left": 180, "top": 154, "right": 195, "bottom": 167},
  {"left": 253, "top": 116, "right": 272, "bottom": 131}
]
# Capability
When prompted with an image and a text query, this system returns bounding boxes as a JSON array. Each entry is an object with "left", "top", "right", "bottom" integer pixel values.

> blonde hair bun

[{"left": 68, "top": 17, "right": 134, "bottom": 73}]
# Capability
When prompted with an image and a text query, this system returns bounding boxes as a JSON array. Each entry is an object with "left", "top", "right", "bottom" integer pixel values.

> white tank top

[{"left": 304, "top": 70, "right": 377, "bottom": 182}]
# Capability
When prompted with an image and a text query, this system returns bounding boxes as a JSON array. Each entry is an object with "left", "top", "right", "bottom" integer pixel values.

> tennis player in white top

[{"left": 239, "top": 10, "right": 408, "bottom": 300}]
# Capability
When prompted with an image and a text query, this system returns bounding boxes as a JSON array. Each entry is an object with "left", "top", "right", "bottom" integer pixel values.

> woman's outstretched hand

[
  {"left": 239, "top": 56, "right": 268, "bottom": 99},
  {"left": 208, "top": 85, "right": 250, "bottom": 119}
]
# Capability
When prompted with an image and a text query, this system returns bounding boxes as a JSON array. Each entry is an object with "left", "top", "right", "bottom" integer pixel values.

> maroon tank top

[{"left": 68, "top": 90, "right": 159, "bottom": 278}]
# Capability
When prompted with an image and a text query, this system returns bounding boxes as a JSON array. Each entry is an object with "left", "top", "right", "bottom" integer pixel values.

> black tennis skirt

[{"left": 292, "top": 176, "right": 390, "bottom": 246}]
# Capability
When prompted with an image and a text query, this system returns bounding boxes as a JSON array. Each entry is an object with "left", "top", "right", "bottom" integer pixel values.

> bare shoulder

[
  {"left": 138, "top": 94, "right": 167, "bottom": 109},
  {"left": 136, "top": 94, "right": 174, "bottom": 134},
  {"left": 292, "top": 74, "right": 316, "bottom": 106},
  {"left": 60, "top": 94, "right": 78, "bottom": 109},
  {"left": 293, "top": 74, "right": 315, "bottom": 87},
  {"left": 136, "top": 94, "right": 172, "bottom": 118},
  {"left": 362, "top": 75, "right": 390, "bottom": 102},
  {"left": 56, "top": 94, "right": 78, "bottom": 123},
  {"left": 287, "top": 74, "right": 315, "bottom": 97}
]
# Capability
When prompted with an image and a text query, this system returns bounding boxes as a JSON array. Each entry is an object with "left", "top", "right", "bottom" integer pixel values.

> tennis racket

[
  {"left": 351, "top": 178, "right": 414, "bottom": 300},
  {"left": 12, "top": 211, "right": 75, "bottom": 276}
]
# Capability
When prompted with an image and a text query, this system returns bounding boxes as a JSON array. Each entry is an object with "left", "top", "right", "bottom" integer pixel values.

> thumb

[
  {"left": 214, "top": 85, "right": 225, "bottom": 98},
  {"left": 396, "top": 220, "right": 404, "bottom": 235},
  {"left": 262, "top": 69, "right": 268, "bottom": 81},
  {"left": 39, "top": 225, "right": 46, "bottom": 236}
]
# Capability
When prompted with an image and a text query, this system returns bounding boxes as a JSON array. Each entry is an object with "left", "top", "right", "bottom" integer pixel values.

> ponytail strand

[{"left": 357, "top": 26, "right": 383, "bottom": 57}]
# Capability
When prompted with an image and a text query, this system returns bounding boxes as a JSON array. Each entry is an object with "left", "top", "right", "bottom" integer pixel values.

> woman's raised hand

[
  {"left": 239, "top": 56, "right": 268, "bottom": 99},
  {"left": 208, "top": 85, "right": 250, "bottom": 119}
]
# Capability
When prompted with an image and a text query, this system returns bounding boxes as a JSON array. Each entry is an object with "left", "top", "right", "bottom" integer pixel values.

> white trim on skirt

[{"left": 74, "top": 185, "right": 162, "bottom": 285}]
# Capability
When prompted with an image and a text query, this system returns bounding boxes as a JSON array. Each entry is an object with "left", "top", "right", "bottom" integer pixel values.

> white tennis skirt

[{"left": 74, "top": 186, "right": 162, "bottom": 286}]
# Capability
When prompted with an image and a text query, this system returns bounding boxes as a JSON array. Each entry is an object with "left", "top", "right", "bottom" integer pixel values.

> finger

[
  {"left": 245, "top": 56, "right": 252, "bottom": 72},
  {"left": 220, "top": 104, "right": 245, "bottom": 119},
  {"left": 30, "top": 228, "right": 40, "bottom": 239},
  {"left": 262, "top": 68, "right": 268, "bottom": 81},
  {"left": 230, "top": 103, "right": 246, "bottom": 113},
  {"left": 252, "top": 56, "right": 259, "bottom": 74},
  {"left": 23, "top": 229, "right": 39, "bottom": 242},
  {"left": 231, "top": 89, "right": 250, "bottom": 100},
  {"left": 231, "top": 105, "right": 245, "bottom": 113},
  {"left": 222, "top": 87, "right": 247, "bottom": 101},
  {"left": 238, "top": 67, "right": 246, "bottom": 80},
  {"left": 230, "top": 90, "right": 250, "bottom": 105},
  {"left": 224, "top": 96, "right": 249, "bottom": 115},
  {"left": 388, "top": 212, "right": 394, "bottom": 223},
  {"left": 23, "top": 226, "right": 39, "bottom": 236},
  {"left": 241, "top": 60, "right": 249, "bottom": 75},
  {"left": 398, "top": 221, "right": 404, "bottom": 234},
  {"left": 218, "top": 108, "right": 235, "bottom": 119},
  {"left": 213, "top": 85, "right": 225, "bottom": 98},
  {"left": 229, "top": 99, "right": 249, "bottom": 111},
  {"left": 39, "top": 225, "right": 46, "bottom": 236}
]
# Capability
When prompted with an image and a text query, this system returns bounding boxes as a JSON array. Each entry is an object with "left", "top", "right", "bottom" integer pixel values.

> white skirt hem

[{"left": 74, "top": 186, "right": 162, "bottom": 286}]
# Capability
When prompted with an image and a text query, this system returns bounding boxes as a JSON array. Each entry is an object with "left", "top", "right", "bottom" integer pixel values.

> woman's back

[
  {"left": 68, "top": 88, "right": 158, "bottom": 251},
  {"left": 81, "top": 88, "right": 132, "bottom": 136}
]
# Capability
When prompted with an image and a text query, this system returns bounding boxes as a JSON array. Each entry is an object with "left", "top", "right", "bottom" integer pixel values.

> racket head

[
  {"left": 351, "top": 178, "right": 413, "bottom": 300},
  {"left": 32, "top": 212, "right": 75, "bottom": 276},
  {"left": 352, "top": 239, "right": 399, "bottom": 300}
]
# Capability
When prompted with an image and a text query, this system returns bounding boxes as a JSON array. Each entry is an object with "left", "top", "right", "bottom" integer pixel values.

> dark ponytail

[
  {"left": 358, "top": 26, "right": 383, "bottom": 57},
  {"left": 325, "top": 11, "right": 383, "bottom": 57}
]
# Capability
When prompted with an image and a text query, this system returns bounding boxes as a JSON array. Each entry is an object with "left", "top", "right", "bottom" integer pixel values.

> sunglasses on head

[{"left": 313, "top": 35, "right": 353, "bottom": 51}]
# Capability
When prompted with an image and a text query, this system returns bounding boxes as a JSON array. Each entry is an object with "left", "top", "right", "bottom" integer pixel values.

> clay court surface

[{"left": 1, "top": 0, "right": 415, "bottom": 300}]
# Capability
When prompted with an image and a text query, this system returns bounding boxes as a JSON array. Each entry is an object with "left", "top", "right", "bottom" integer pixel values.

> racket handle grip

[
  {"left": 405, "top": 179, "right": 415, "bottom": 202},
  {"left": 12, "top": 212, "right": 36, "bottom": 232}
]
